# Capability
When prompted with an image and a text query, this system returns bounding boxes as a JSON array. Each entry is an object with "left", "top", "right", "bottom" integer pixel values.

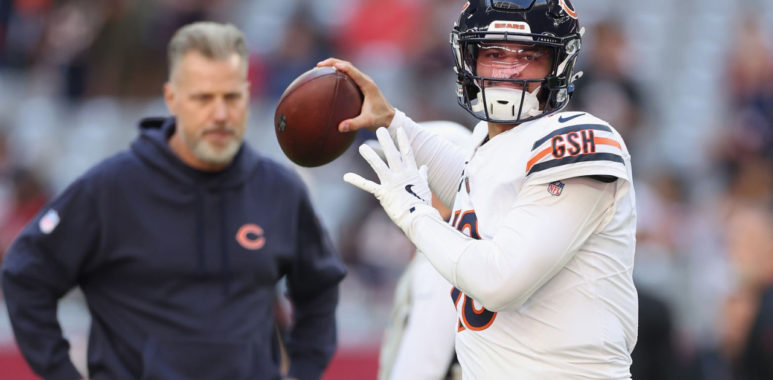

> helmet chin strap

[{"left": 472, "top": 85, "right": 542, "bottom": 122}]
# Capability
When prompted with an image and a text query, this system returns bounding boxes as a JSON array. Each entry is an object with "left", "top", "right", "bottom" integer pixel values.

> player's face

[
  {"left": 476, "top": 42, "right": 553, "bottom": 92},
  {"left": 165, "top": 51, "right": 250, "bottom": 169}
]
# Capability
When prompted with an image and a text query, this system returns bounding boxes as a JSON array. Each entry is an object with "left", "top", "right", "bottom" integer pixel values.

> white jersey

[{"left": 389, "top": 110, "right": 638, "bottom": 380}]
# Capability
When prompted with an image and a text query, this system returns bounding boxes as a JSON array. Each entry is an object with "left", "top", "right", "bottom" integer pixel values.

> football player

[{"left": 320, "top": 0, "right": 637, "bottom": 378}]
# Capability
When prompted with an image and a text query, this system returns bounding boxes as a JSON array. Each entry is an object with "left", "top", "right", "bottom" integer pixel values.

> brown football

[{"left": 274, "top": 66, "right": 362, "bottom": 167}]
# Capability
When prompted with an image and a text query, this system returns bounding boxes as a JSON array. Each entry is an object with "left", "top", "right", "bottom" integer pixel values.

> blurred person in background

[
  {"left": 1, "top": 21, "right": 346, "bottom": 380},
  {"left": 0, "top": 168, "right": 49, "bottom": 261},
  {"left": 0, "top": 131, "right": 52, "bottom": 264},
  {"left": 720, "top": 17, "right": 773, "bottom": 165},
  {"left": 378, "top": 121, "right": 471, "bottom": 380},
  {"left": 711, "top": 16, "right": 773, "bottom": 205},
  {"left": 0, "top": 0, "right": 56, "bottom": 69},
  {"left": 570, "top": 19, "right": 645, "bottom": 144},
  {"left": 568, "top": 18, "right": 653, "bottom": 174},
  {"left": 259, "top": 10, "right": 334, "bottom": 99},
  {"left": 718, "top": 201, "right": 773, "bottom": 380},
  {"left": 320, "top": 0, "right": 638, "bottom": 377}
]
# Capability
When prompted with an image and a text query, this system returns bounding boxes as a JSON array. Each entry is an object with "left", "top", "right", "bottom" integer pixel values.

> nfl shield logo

[
  {"left": 39, "top": 209, "right": 60, "bottom": 234},
  {"left": 547, "top": 181, "right": 564, "bottom": 196}
]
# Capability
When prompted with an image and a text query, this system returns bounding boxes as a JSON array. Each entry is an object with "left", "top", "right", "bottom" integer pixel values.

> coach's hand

[
  {"left": 344, "top": 127, "right": 440, "bottom": 235},
  {"left": 316, "top": 58, "right": 396, "bottom": 132}
]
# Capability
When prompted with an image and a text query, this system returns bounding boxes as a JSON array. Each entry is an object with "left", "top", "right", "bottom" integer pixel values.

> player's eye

[
  {"left": 480, "top": 48, "right": 506, "bottom": 63},
  {"left": 522, "top": 53, "right": 540, "bottom": 61}
]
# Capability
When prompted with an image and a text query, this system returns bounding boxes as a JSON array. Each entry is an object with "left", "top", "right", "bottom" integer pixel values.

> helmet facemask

[{"left": 451, "top": 0, "right": 582, "bottom": 124}]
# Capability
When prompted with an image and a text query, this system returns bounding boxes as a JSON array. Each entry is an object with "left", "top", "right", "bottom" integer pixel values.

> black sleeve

[
  {"left": 742, "top": 287, "right": 773, "bottom": 380},
  {"left": 1, "top": 178, "right": 100, "bottom": 380},
  {"left": 630, "top": 289, "right": 678, "bottom": 380},
  {"left": 285, "top": 191, "right": 346, "bottom": 380}
]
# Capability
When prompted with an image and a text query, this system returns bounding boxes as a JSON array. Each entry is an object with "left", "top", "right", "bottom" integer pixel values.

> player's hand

[
  {"left": 344, "top": 127, "right": 439, "bottom": 235},
  {"left": 317, "top": 58, "right": 396, "bottom": 133}
]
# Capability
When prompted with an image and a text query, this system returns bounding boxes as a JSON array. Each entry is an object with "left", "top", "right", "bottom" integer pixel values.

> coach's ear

[{"left": 163, "top": 82, "right": 177, "bottom": 116}]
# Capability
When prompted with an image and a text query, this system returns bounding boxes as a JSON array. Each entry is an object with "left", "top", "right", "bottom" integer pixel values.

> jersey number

[{"left": 450, "top": 210, "right": 497, "bottom": 332}]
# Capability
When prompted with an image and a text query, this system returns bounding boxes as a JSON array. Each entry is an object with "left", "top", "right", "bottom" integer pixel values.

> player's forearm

[
  {"left": 409, "top": 177, "right": 616, "bottom": 311},
  {"left": 387, "top": 110, "right": 465, "bottom": 207},
  {"left": 410, "top": 216, "right": 579, "bottom": 312},
  {"left": 409, "top": 217, "right": 523, "bottom": 310}
]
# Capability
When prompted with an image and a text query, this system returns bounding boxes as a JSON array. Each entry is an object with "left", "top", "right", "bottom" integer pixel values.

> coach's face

[{"left": 164, "top": 50, "right": 250, "bottom": 171}]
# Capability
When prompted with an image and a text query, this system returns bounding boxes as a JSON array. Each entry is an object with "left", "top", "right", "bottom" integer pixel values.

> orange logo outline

[{"left": 559, "top": 0, "right": 578, "bottom": 19}]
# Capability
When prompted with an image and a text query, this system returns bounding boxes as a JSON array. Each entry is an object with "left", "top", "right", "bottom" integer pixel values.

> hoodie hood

[{"left": 130, "top": 117, "right": 261, "bottom": 189}]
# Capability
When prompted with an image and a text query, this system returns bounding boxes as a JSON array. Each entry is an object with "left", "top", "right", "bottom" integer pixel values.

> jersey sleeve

[
  {"left": 388, "top": 110, "right": 467, "bottom": 209},
  {"left": 406, "top": 176, "right": 617, "bottom": 312},
  {"left": 524, "top": 115, "right": 630, "bottom": 185},
  {"left": 1, "top": 177, "right": 99, "bottom": 380}
]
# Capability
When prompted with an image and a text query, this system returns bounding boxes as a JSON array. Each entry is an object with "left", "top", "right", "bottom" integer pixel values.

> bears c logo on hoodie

[{"left": 236, "top": 223, "right": 265, "bottom": 250}]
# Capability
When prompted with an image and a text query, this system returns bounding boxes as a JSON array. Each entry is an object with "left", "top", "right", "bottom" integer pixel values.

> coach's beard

[{"left": 189, "top": 127, "right": 242, "bottom": 166}]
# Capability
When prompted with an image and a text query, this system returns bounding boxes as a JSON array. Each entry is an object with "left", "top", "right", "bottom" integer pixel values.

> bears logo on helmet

[{"left": 559, "top": 0, "right": 578, "bottom": 19}]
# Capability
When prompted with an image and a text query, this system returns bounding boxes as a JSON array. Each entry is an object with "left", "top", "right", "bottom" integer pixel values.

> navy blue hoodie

[{"left": 1, "top": 118, "right": 347, "bottom": 380}]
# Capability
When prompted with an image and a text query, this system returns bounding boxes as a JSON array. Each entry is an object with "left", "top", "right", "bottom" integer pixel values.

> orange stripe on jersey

[
  {"left": 595, "top": 136, "right": 621, "bottom": 149},
  {"left": 525, "top": 146, "right": 552, "bottom": 173}
]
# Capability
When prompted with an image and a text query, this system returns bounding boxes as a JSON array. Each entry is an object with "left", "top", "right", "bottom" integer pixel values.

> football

[{"left": 274, "top": 66, "right": 363, "bottom": 167}]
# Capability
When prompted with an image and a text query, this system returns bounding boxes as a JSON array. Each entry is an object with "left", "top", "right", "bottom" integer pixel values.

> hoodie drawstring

[
  {"left": 195, "top": 188, "right": 206, "bottom": 272},
  {"left": 218, "top": 189, "right": 232, "bottom": 295},
  {"left": 193, "top": 187, "right": 232, "bottom": 294}
]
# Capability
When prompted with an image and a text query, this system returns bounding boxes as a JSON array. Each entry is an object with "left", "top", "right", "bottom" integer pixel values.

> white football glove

[{"left": 344, "top": 127, "right": 440, "bottom": 235}]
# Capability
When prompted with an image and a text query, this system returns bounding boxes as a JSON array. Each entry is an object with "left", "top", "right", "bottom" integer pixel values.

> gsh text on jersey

[{"left": 551, "top": 129, "right": 595, "bottom": 158}]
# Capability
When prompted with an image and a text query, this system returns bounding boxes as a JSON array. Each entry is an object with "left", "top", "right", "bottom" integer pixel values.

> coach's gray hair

[{"left": 167, "top": 21, "right": 248, "bottom": 80}]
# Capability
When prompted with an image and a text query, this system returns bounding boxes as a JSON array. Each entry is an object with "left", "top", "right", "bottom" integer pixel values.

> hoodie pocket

[{"left": 140, "top": 336, "right": 259, "bottom": 380}]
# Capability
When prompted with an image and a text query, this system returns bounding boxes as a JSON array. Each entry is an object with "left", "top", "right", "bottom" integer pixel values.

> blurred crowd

[{"left": 1, "top": 0, "right": 773, "bottom": 379}]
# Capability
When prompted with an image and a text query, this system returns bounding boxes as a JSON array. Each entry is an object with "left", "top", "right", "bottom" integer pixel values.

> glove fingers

[
  {"left": 363, "top": 139, "right": 386, "bottom": 161},
  {"left": 396, "top": 128, "right": 417, "bottom": 170},
  {"left": 376, "top": 127, "right": 401, "bottom": 170},
  {"left": 358, "top": 143, "right": 390, "bottom": 180},
  {"left": 343, "top": 172, "right": 380, "bottom": 195}
]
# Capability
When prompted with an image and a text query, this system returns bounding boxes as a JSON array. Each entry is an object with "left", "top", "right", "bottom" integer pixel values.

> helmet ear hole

[
  {"left": 462, "top": 77, "right": 479, "bottom": 103},
  {"left": 537, "top": 87, "right": 550, "bottom": 105}
]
